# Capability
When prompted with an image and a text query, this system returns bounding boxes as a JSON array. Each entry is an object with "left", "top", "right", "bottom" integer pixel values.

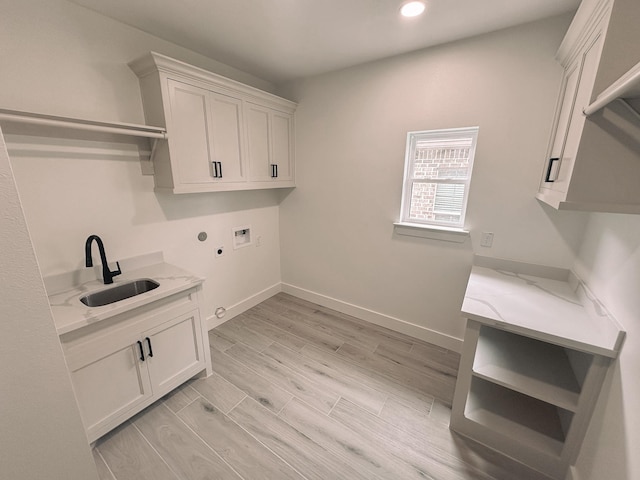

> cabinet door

[
  {"left": 271, "top": 110, "right": 294, "bottom": 181},
  {"left": 144, "top": 310, "right": 205, "bottom": 394},
  {"left": 549, "top": 27, "right": 606, "bottom": 194},
  {"left": 246, "top": 103, "right": 294, "bottom": 183},
  {"left": 540, "top": 60, "right": 581, "bottom": 192},
  {"left": 208, "top": 91, "right": 246, "bottom": 183},
  {"left": 167, "top": 80, "right": 216, "bottom": 184},
  {"left": 246, "top": 103, "right": 272, "bottom": 181},
  {"left": 69, "top": 342, "right": 152, "bottom": 440}
]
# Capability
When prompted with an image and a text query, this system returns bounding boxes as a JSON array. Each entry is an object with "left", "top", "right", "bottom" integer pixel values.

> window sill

[{"left": 393, "top": 222, "right": 470, "bottom": 243}]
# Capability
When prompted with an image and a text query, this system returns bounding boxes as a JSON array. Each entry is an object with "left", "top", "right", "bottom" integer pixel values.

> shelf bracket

[
  {"left": 618, "top": 98, "right": 640, "bottom": 122},
  {"left": 141, "top": 137, "right": 164, "bottom": 175},
  {"left": 583, "top": 60, "right": 640, "bottom": 117}
]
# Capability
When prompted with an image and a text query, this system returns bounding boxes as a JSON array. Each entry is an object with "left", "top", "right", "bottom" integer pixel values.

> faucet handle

[{"left": 110, "top": 261, "right": 122, "bottom": 278}]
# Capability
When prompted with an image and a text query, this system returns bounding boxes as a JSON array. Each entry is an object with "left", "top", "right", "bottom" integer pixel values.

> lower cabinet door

[
  {"left": 144, "top": 310, "right": 204, "bottom": 394},
  {"left": 70, "top": 342, "right": 152, "bottom": 441}
]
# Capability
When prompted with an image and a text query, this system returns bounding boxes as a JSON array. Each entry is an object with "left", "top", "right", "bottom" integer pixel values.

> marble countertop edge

[
  {"left": 463, "top": 258, "right": 626, "bottom": 358},
  {"left": 47, "top": 255, "right": 204, "bottom": 336}
]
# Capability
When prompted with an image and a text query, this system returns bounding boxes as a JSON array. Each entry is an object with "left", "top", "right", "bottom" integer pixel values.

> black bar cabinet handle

[
  {"left": 145, "top": 337, "right": 153, "bottom": 357},
  {"left": 274, "top": 164, "right": 278, "bottom": 178},
  {"left": 217, "top": 161, "right": 223, "bottom": 178},
  {"left": 545, "top": 157, "right": 559, "bottom": 183},
  {"left": 212, "top": 161, "right": 218, "bottom": 178},
  {"left": 137, "top": 340, "right": 145, "bottom": 361}
]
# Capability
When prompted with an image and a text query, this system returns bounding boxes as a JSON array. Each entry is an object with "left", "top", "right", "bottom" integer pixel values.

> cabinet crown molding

[
  {"left": 556, "top": 0, "right": 611, "bottom": 65},
  {"left": 129, "top": 52, "right": 296, "bottom": 113}
]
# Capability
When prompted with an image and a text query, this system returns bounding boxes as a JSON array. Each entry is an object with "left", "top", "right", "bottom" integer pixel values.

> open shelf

[
  {"left": 473, "top": 327, "right": 591, "bottom": 412},
  {"left": 0, "top": 108, "right": 167, "bottom": 140},
  {"left": 465, "top": 377, "right": 571, "bottom": 457}
]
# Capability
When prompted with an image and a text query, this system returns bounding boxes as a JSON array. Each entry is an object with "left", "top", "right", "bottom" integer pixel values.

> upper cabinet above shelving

[
  {"left": 537, "top": 0, "right": 640, "bottom": 214},
  {"left": 129, "top": 52, "right": 296, "bottom": 194}
]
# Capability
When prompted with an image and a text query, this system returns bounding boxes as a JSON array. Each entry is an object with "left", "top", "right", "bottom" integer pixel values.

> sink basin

[{"left": 80, "top": 279, "right": 160, "bottom": 307}]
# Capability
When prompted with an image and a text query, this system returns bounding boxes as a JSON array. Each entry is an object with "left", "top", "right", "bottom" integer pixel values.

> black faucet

[{"left": 85, "top": 235, "right": 121, "bottom": 285}]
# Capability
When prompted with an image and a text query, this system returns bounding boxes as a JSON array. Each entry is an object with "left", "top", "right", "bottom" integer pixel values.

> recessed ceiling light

[{"left": 400, "top": 1, "right": 426, "bottom": 17}]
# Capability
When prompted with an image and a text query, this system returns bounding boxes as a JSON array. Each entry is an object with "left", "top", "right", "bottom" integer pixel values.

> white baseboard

[
  {"left": 205, "top": 281, "right": 464, "bottom": 352},
  {"left": 281, "top": 283, "right": 463, "bottom": 352},
  {"left": 207, "top": 283, "right": 282, "bottom": 330}
]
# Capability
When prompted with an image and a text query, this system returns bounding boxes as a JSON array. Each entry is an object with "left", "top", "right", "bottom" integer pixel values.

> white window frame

[{"left": 398, "top": 127, "right": 479, "bottom": 231}]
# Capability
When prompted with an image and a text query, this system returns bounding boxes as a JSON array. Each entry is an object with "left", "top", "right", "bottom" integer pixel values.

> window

[{"left": 399, "top": 127, "right": 478, "bottom": 230}]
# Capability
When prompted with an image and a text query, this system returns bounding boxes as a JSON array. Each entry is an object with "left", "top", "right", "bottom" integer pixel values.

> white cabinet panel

[
  {"left": 537, "top": 0, "right": 640, "bottom": 212},
  {"left": 146, "top": 311, "right": 204, "bottom": 393},
  {"left": 540, "top": 61, "right": 580, "bottom": 192},
  {"left": 246, "top": 103, "right": 294, "bottom": 184},
  {"left": 272, "top": 111, "right": 293, "bottom": 181},
  {"left": 549, "top": 30, "right": 606, "bottom": 195},
  {"left": 168, "top": 80, "right": 214, "bottom": 185},
  {"left": 247, "top": 104, "right": 271, "bottom": 181},
  {"left": 167, "top": 81, "right": 245, "bottom": 185},
  {"left": 209, "top": 92, "right": 245, "bottom": 183},
  {"left": 130, "top": 52, "right": 296, "bottom": 193},
  {"left": 71, "top": 343, "right": 151, "bottom": 439}
]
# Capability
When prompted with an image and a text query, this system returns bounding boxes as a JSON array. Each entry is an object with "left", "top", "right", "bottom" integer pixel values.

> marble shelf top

[
  {"left": 462, "top": 261, "right": 625, "bottom": 358},
  {"left": 47, "top": 253, "right": 203, "bottom": 335}
]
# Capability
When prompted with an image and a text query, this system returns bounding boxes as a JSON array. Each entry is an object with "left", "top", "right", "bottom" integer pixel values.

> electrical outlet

[
  {"left": 480, "top": 232, "right": 494, "bottom": 248},
  {"left": 215, "top": 245, "right": 225, "bottom": 257}
]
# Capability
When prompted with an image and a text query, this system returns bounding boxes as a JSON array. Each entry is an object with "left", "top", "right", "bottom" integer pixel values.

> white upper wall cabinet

[
  {"left": 537, "top": 0, "right": 640, "bottom": 213},
  {"left": 246, "top": 102, "right": 294, "bottom": 182},
  {"left": 129, "top": 52, "right": 296, "bottom": 193}
]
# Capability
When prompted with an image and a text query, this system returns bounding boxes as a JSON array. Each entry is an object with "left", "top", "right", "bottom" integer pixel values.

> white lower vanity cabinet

[
  {"left": 451, "top": 261, "right": 625, "bottom": 480},
  {"left": 59, "top": 288, "right": 207, "bottom": 443}
]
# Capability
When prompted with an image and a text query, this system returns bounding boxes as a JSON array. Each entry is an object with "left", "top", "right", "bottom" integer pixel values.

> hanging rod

[
  {"left": 0, "top": 108, "right": 167, "bottom": 140},
  {"left": 584, "top": 60, "right": 640, "bottom": 117}
]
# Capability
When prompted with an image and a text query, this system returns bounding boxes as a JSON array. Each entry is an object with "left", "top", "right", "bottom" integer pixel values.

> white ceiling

[{"left": 68, "top": 0, "right": 580, "bottom": 84}]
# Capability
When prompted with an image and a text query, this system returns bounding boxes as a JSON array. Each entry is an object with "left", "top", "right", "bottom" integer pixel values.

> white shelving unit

[
  {"left": 473, "top": 327, "right": 586, "bottom": 412},
  {"left": 451, "top": 260, "right": 625, "bottom": 480},
  {"left": 0, "top": 108, "right": 167, "bottom": 173}
]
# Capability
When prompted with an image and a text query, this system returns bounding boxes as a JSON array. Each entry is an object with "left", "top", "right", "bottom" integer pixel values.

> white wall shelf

[
  {"left": 0, "top": 108, "right": 166, "bottom": 171},
  {"left": 0, "top": 108, "right": 167, "bottom": 139}
]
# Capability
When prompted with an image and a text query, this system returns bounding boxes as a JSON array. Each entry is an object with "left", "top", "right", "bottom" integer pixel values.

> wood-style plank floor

[{"left": 93, "top": 293, "right": 550, "bottom": 480}]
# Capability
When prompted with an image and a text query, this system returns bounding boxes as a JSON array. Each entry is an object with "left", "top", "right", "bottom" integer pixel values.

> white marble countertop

[
  {"left": 47, "top": 253, "right": 203, "bottom": 335},
  {"left": 462, "top": 261, "right": 625, "bottom": 358}
]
